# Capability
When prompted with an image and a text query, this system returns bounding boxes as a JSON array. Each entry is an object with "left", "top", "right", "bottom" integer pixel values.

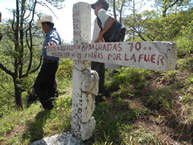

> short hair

[
  {"left": 96, "top": 2, "right": 109, "bottom": 10},
  {"left": 42, "top": 22, "right": 54, "bottom": 28},
  {"left": 91, "top": 0, "right": 109, "bottom": 11}
]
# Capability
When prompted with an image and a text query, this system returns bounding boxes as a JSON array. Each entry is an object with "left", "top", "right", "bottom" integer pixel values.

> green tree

[
  {"left": 154, "top": 0, "right": 193, "bottom": 17},
  {"left": 108, "top": 0, "right": 148, "bottom": 41},
  {"left": 123, "top": 2, "right": 193, "bottom": 41},
  {"left": 0, "top": 0, "right": 65, "bottom": 109},
  {"left": 108, "top": 0, "right": 147, "bottom": 22},
  {"left": 109, "top": 0, "right": 129, "bottom": 23}
]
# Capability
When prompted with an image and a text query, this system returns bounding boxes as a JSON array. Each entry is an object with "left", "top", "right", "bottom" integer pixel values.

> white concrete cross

[{"left": 47, "top": 2, "right": 177, "bottom": 142}]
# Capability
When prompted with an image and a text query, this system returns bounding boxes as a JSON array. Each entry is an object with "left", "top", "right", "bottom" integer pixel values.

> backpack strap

[
  {"left": 97, "top": 17, "right": 103, "bottom": 30},
  {"left": 96, "top": 17, "right": 126, "bottom": 42}
]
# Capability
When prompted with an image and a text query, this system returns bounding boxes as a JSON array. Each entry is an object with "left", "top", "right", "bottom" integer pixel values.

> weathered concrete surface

[
  {"left": 71, "top": 2, "right": 98, "bottom": 141},
  {"left": 29, "top": 132, "right": 81, "bottom": 145},
  {"left": 73, "top": 2, "right": 91, "bottom": 44},
  {"left": 81, "top": 117, "right": 96, "bottom": 140},
  {"left": 47, "top": 41, "right": 177, "bottom": 72}
]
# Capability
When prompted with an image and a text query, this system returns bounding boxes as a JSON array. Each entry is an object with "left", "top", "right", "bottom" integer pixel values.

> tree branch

[
  {"left": 37, "top": 1, "right": 58, "bottom": 19},
  {"left": 137, "top": 32, "right": 147, "bottom": 41},
  {"left": 119, "top": 0, "right": 126, "bottom": 23},
  {"left": 132, "top": 27, "right": 147, "bottom": 41},
  {"left": 26, "top": 0, "right": 37, "bottom": 74},
  {"left": 113, "top": 0, "right": 117, "bottom": 20},
  {"left": 21, "top": 56, "right": 42, "bottom": 78},
  {"left": 167, "top": 0, "right": 181, "bottom": 9},
  {"left": 0, "top": 63, "right": 14, "bottom": 77}
]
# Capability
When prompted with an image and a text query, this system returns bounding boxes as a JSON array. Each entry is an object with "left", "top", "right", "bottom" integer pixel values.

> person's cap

[
  {"left": 91, "top": 0, "right": 109, "bottom": 10},
  {"left": 36, "top": 15, "right": 54, "bottom": 27}
]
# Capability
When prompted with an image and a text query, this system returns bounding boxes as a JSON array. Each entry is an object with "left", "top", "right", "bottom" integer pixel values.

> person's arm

[
  {"left": 45, "top": 31, "right": 61, "bottom": 48},
  {"left": 95, "top": 17, "right": 115, "bottom": 43}
]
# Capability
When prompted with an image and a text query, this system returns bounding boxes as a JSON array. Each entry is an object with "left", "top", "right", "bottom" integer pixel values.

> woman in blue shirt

[{"left": 90, "top": 0, "right": 114, "bottom": 103}]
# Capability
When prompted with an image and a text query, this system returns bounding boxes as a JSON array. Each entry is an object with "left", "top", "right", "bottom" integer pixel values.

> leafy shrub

[
  {"left": 146, "top": 88, "right": 173, "bottom": 110},
  {"left": 57, "top": 58, "right": 73, "bottom": 79},
  {"left": 0, "top": 104, "right": 10, "bottom": 117},
  {"left": 176, "top": 21, "right": 193, "bottom": 57},
  {"left": 56, "top": 58, "right": 73, "bottom": 92},
  {"left": 161, "top": 70, "right": 177, "bottom": 83},
  {"left": 105, "top": 67, "right": 151, "bottom": 97}
]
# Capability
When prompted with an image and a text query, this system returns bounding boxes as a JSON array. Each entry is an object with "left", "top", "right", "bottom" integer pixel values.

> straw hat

[{"left": 36, "top": 15, "right": 54, "bottom": 27}]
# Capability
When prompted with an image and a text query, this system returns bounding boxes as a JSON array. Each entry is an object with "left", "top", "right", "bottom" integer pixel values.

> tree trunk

[
  {"left": 162, "top": 4, "right": 167, "bottom": 17},
  {"left": 119, "top": 0, "right": 125, "bottom": 24},
  {"left": 113, "top": 0, "right": 117, "bottom": 20},
  {"left": 133, "top": 0, "right": 136, "bottom": 41},
  {"left": 13, "top": 78, "right": 23, "bottom": 109}
]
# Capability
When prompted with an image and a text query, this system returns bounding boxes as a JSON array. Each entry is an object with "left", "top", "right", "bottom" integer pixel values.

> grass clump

[
  {"left": 92, "top": 99, "right": 161, "bottom": 145},
  {"left": 128, "top": 125, "right": 161, "bottom": 145},
  {"left": 105, "top": 67, "right": 151, "bottom": 98},
  {"left": 22, "top": 95, "right": 72, "bottom": 143},
  {"left": 93, "top": 101, "right": 136, "bottom": 144},
  {"left": 0, "top": 94, "right": 72, "bottom": 145},
  {"left": 146, "top": 87, "right": 173, "bottom": 110}
]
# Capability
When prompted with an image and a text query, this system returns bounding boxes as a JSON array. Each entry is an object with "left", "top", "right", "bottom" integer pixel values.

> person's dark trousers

[
  {"left": 91, "top": 61, "right": 105, "bottom": 103},
  {"left": 33, "top": 60, "right": 58, "bottom": 110}
]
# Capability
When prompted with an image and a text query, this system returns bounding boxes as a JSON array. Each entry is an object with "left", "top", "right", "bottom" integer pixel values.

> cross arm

[{"left": 47, "top": 41, "right": 177, "bottom": 72}]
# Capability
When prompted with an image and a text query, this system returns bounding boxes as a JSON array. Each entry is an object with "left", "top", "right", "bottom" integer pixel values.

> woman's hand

[
  {"left": 95, "top": 36, "right": 103, "bottom": 43},
  {"left": 95, "top": 34, "right": 104, "bottom": 43}
]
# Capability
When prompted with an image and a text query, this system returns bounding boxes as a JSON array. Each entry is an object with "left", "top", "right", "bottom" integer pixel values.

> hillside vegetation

[
  {"left": 0, "top": 1, "right": 192, "bottom": 144},
  {"left": 0, "top": 54, "right": 192, "bottom": 145}
]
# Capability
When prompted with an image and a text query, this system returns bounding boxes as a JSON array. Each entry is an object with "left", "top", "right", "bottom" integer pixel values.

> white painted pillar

[{"left": 71, "top": 2, "right": 98, "bottom": 141}]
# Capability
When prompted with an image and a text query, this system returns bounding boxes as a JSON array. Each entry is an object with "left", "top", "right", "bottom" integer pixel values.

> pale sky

[{"left": 0, "top": 0, "right": 96, "bottom": 43}]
